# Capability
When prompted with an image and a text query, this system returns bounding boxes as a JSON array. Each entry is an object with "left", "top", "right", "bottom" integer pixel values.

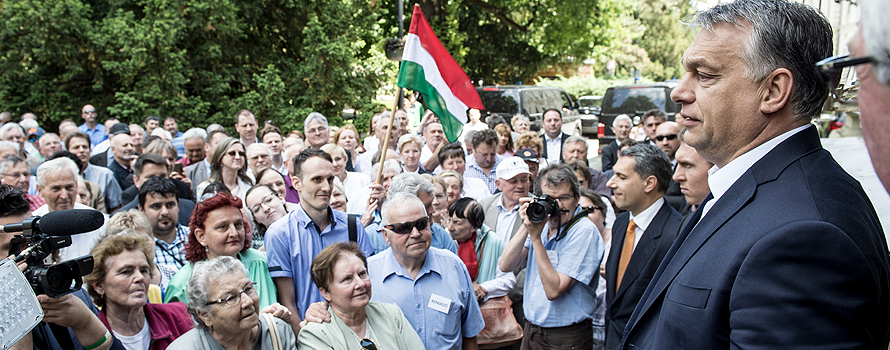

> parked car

[
  {"left": 599, "top": 84, "right": 681, "bottom": 142},
  {"left": 578, "top": 95, "right": 602, "bottom": 136},
  {"left": 476, "top": 85, "right": 582, "bottom": 136}
]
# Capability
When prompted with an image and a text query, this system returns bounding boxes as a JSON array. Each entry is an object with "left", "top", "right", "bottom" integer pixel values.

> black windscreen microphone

[{"left": 0, "top": 209, "right": 104, "bottom": 236}]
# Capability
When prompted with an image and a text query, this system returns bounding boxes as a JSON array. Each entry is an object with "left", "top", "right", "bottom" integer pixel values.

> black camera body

[
  {"left": 9, "top": 218, "right": 94, "bottom": 298},
  {"left": 528, "top": 194, "right": 561, "bottom": 223}
]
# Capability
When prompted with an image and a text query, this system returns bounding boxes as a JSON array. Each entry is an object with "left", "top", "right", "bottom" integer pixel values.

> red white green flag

[{"left": 397, "top": 4, "right": 484, "bottom": 143}]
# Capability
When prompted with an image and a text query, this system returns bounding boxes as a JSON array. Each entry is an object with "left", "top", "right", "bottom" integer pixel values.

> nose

[
  {"left": 671, "top": 72, "right": 694, "bottom": 105},
  {"left": 159, "top": 205, "right": 170, "bottom": 216},
  {"left": 606, "top": 175, "right": 617, "bottom": 188},
  {"left": 673, "top": 167, "right": 685, "bottom": 182}
]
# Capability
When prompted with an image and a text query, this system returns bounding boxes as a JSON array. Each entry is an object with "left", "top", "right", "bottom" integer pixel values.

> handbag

[
  {"left": 262, "top": 313, "right": 283, "bottom": 350},
  {"left": 473, "top": 231, "right": 523, "bottom": 348}
]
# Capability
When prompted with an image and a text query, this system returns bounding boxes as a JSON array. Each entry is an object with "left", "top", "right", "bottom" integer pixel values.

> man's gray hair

[
  {"left": 38, "top": 133, "right": 61, "bottom": 148},
  {"left": 186, "top": 256, "right": 249, "bottom": 329},
  {"left": 182, "top": 128, "right": 207, "bottom": 142},
  {"left": 19, "top": 118, "right": 38, "bottom": 131},
  {"left": 388, "top": 172, "right": 435, "bottom": 198},
  {"left": 0, "top": 123, "right": 23, "bottom": 139},
  {"left": 0, "top": 141, "right": 20, "bottom": 152},
  {"left": 304, "top": 112, "right": 328, "bottom": 133},
  {"left": 375, "top": 111, "right": 392, "bottom": 125},
  {"left": 206, "top": 124, "right": 226, "bottom": 134},
  {"left": 534, "top": 164, "right": 581, "bottom": 199},
  {"left": 691, "top": 0, "right": 832, "bottom": 120},
  {"left": 37, "top": 157, "right": 79, "bottom": 187},
  {"left": 563, "top": 135, "right": 588, "bottom": 150},
  {"left": 612, "top": 114, "right": 632, "bottom": 128},
  {"left": 0, "top": 155, "right": 26, "bottom": 175},
  {"left": 371, "top": 159, "right": 402, "bottom": 179},
  {"left": 381, "top": 192, "right": 426, "bottom": 225},
  {"left": 861, "top": 0, "right": 890, "bottom": 85},
  {"left": 246, "top": 142, "right": 271, "bottom": 156},
  {"left": 618, "top": 143, "right": 673, "bottom": 194}
]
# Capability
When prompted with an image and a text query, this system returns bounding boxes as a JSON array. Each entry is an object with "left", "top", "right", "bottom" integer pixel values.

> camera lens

[{"left": 528, "top": 201, "right": 550, "bottom": 223}]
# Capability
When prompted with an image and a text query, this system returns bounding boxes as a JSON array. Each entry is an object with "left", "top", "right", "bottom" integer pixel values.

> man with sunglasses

[
  {"left": 653, "top": 122, "right": 685, "bottom": 211},
  {"left": 617, "top": 1, "right": 889, "bottom": 349},
  {"left": 77, "top": 104, "right": 107, "bottom": 148},
  {"left": 499, "top": 164, "right": 604, "bottom": 350}
]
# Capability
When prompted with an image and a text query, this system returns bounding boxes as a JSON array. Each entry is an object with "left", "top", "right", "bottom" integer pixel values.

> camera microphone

[{"left": 0, "top": 209, "right": 105, "bottom": 236}]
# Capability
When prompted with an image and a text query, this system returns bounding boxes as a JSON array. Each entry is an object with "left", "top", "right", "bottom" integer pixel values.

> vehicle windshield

[
  {"left": 579, "top": 97, "right": 602, "bottom": 108},
  {"left": 602, "top": 88, "right": 665, "bottom": 114},
  {"left": 478, "top": 89, "right": 520, "bottom": 114}
]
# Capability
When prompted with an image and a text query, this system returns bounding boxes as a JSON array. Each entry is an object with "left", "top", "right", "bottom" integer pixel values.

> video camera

[
  {"left": 5, "top": 210, "right": 103, "bottom": 298},
  {"left": 527, "top": 194, "right": 561, "bottom": 223}
]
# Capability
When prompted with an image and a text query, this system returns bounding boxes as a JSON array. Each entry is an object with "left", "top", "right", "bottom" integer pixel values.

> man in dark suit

[
  {"left": 601, "top": 114, "right": 632, "bottom": 172},
  {"left": 539, "top": 109, "right": 570, "bottom": 164},
  {"left": 89, "top": 122, "right": 131, "bottom": 168},
  {"left": 183, "top": 129, "right": 229, "bottom": 198},
  {"left": 604, "top": 144, "right": 681, "bottom": 349},
  {"left": 619, "top": 1, "right": 890, "bottom": 349},
  {"left": 653, "top": 121, "right": 685, "bottom": 211},
  {"left": 115, "top": 153, "right": 194, "bottom": 226}
]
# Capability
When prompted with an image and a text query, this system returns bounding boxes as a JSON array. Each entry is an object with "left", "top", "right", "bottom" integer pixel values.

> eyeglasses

[
  {"left": 82, "top": 110, "right": 97, "bottom": 114},
  {"left": 817, "top": 55, "right": 876, "bottom": 101},
  {"left": 205, "top": 282, "right": 257, "bottom": 306},
  {"left": 226, "top": 150, "right": 246, "bottom": 158},
  {"left": 360, "top": 339, "right": 377, "bottom": 350},
  {"left": 3, "top": 172, "right": 31, "bottom": 178},
  {"left": 383, "top": 216, "right": 429, "bottom": 235},
  {"left": 307, "top": 127, "right": 327, "bottom": 135},
  {"left": 655, "top": 134, "right": 678, "bottom": 142}
]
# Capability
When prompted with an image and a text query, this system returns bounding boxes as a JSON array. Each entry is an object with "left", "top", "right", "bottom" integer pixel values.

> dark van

[
  {"left": 599, "top": 84, "right": 681, "bottom": 141},
  {"left": 476, "top": 85, "right": 582, "bottom": 136}
]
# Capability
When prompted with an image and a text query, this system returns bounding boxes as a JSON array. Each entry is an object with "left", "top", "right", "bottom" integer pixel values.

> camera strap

[
  {"left": 554, "top": 207, "right": 591, "bottom": 242},
  {"left": 155, "top": 241, "right": 185, "bottom": 267}
]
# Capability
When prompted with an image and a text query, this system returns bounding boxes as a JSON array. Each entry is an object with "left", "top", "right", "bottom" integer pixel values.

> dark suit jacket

[
  {"left": 184, "top": 160, "right": 209, "bottom": 198},
  {"left": 605, "top": 201, "right": 681, "bottom": 350},
  {"left": 115, "top": 196, "right": 195, "bottom": 227},
  {"left": 620, "top": 126, "right": 890, "bottom": 349},
  {"left": 89, "top": 150, "right": 108, "bottom": 167},
  {"left": 601, "top": 140, "right": 620, "bottom": 172},
  {"left": 540, "top": 132, "right": 570, "bottom": 163},
  {"left": 107, "top": 159, "right": 134, "bottom": 190}
]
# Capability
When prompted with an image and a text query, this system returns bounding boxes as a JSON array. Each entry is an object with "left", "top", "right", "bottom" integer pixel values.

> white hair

[
  {"left": 371, "top": 159, "right": 402, "bottom": 179},
  {"left": 182, "top": 128, "right": 207, "bottom": 142},
  {"left": 150, "top": 128, "right": 173, "bottom": 140},
  {"left": 612, "top": 114, "right": 632, "bottom": 128},
  {"left": 861, "top": 0, "right": 890, "bottom": 85},
  {"left": 19, "top": 118, "right": 38, "bottom": 130},
  {"left": 0, "top": 123, "right": 23, "bottom": 139},
  {"left": 37, "top": 157, "right": 79, "bottom": 187},
  {"left": 380, "top": 192, "right": 426, "bottom": 225},
  {"left": 247, "top": 142, "right": 272, "bottom": 156},
  {"left": 303, "top": 112, "right": 328, "bottom": 133},
  {"left": 0, "top": 141, "right": 21, "bottom": 152}
]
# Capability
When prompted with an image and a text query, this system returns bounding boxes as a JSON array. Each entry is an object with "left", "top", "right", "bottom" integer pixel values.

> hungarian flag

[{"left": 397, "top": 4, "right": 484, "bottom": 143}]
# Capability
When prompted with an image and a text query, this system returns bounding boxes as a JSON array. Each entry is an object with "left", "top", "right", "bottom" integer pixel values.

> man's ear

[
  {"left": 643, "top": 175, "right": 658, "bottom": 194},
  {"left": 292, "top": 175, "right": 301, "bottom": 192},
  {"left": 760, "top": 68, "right": 793, "bottom": 114}
]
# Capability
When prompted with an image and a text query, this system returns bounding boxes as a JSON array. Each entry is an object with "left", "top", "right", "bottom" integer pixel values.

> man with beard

[{"left": 138, "top": 176, "right": 188, "bottom": 280}]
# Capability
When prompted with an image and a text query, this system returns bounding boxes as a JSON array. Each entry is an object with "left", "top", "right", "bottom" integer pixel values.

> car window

[
  {"left": 478, "top": 89, "right": 520, "bottom": 115},
  {"left": 602, "top": 87, "right": 665, "bottom": 115}
]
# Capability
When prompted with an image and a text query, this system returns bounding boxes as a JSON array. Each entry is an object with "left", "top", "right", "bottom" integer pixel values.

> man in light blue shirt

[
  {"left": 500, "top": 163, "right": 604, "bottom": 349},
  {"left": 265, "top": 148, "right": 373, "bottom": 327},
  {"left": 464, "top": 128, "right": 504, "bottom": 194},
  {"left": 77, "top": 104, "right": 106, "bottom": 148}
]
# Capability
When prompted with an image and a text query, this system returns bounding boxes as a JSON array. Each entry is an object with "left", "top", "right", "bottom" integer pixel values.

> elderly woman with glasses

[
  {"left": 168, "top": 256, "right": 298, "bottom": 349},
  {"left": 195, "top": 137, "right": 254, "bottom": 201},
  {"left": 297, "top": 242, "right": 424, "bottom": 350},
  {"left": 85, "top": 232, "right": 194, "bottom": 350},
  {"left": 164, "top": 193, "right": 284, "bottom": 319}
]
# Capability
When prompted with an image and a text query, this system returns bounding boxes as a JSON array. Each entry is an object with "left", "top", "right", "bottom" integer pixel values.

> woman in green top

[
  {"left": 297, "top": 242, "right": 424, "bottom": 350},
  {"left": 164, "top": 192, "right": 280, "bottom": 311}
]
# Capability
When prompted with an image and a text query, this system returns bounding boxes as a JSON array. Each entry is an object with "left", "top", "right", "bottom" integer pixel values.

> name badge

[
  {"left": 428, "top": 294, "right": 452, "bottom": 314},
  {"left": 547, "top": 250, "right": 558, "bottom": 266}
]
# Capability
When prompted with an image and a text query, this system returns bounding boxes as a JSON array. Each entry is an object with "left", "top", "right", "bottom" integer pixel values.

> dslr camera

[
  {"left": 9, "top": 217, "right": 94, "bottom": 298},
  {"left": 527, "top": 194, "right": 561, "bottom": 223}
]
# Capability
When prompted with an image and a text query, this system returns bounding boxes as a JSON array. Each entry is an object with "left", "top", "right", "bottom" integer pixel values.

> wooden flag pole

[{"left": 375, "top": 87, "right": 402, "bottom": 184}]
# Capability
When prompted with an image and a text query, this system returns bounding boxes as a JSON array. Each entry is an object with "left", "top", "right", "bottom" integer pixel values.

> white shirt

[
  {"left": 33, "top": 203, "right": 108, "bottom": 262},
  {"left": 90, "top": 139, "right": 110, "bottom": 156},
  {"left": 545, "top": 132, "right": 563, "bottom": 164},
  {"left": 462, "top": 177, "right": 491, "bottom": 201},
  {"left": 627, "top": 198, "right": 665, "bottom": 250},
  {"left": 495, "top": 196, "right": 520, "bottom": 243},
  {"left": 420, "top": 144, "right": 435, "bottom": 165},
  {"left": 113, "top": 317, "right": 150, "bottom": 350},
  {"left": 701, "top": 124, "right": 810, "bottom": 221}
]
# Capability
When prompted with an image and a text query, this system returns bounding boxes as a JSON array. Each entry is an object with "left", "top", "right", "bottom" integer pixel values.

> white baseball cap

[{"left": 496, "top": 157, "right": 531, "bottom": 180}]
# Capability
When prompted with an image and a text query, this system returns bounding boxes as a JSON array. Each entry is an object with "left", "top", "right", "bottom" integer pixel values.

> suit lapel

[{"left": 613, "top": 204, "right": 669, "bottom": 302}]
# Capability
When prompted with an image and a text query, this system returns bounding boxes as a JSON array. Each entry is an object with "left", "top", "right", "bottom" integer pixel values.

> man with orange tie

[{"left": 603, "top": 144, "right": 682, "bottom": 350}]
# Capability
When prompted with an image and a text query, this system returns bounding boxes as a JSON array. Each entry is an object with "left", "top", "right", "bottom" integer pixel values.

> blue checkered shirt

[
  {"left": 465, "top": 155, "right": 504, "bottom": 194},
  {"left": 154, "top": 224, "right": 189, "bottom": 281}
]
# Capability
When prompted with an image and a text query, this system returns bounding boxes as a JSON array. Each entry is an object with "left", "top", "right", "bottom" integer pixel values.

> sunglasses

[
  {"left": 817, "top": 55, "right": 876, "bottom": 101},
  {"left": 360, "top": 339, "right": 377, "bottom": 350},
  {"left": 655, "top": 134, "right": 678, "bottom": 142},
  {"left": 383, "top": 216, "right": 429, "bottom": 235},
  {"left": 82, "top": 110, "right": 97, "bottom": 114}
]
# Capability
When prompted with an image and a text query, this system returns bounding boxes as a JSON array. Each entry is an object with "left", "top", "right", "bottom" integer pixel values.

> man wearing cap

[
  {"left": 515, "top": 147, "right": 540, "bottom": 183},
  {"left": 89, "top": 123, "right": 131, "bottom": 168},
  {"left": 480, "top": 157, "right": 532, "bottom": 244}
]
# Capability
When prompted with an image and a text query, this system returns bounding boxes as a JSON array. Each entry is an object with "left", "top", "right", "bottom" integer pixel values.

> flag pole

[{"left": 375, "top": 87, "right": 402, "bottom": 184}]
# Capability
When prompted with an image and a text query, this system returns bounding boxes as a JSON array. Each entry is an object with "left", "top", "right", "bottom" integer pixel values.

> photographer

[
  {"left": 1, "top": 184, "right": 122, "bottom": 350},
  {"left": 498, "top": 164, "right": 604, "bottom": 349}
]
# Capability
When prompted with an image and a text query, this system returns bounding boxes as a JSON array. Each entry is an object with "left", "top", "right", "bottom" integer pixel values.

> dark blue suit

[{"left": 619, "top": 126, "right": 890, "bottom": 349}]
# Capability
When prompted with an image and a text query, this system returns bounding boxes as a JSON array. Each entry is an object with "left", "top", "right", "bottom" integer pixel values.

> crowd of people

[{"left": 3, "top": 0, "right": 890, "bottom": 349}]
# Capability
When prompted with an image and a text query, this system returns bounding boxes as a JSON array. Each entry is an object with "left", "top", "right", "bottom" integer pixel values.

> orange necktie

[{"left": 616, "top": 219, "right": 636, "bottom": 292}]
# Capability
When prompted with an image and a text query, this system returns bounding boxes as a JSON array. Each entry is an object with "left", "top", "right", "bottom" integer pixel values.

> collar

[
  {"left": 381, "top": 245, "right": 437, "bottom": 280},
  {"left": 707, "top": 124, "right": 810, "bottom": 205},
  {"left": 294, "top": 204, "right": 338, "bottom": 233},
  {"left": 628, "top": 197, "right": 665, "bottom": 232},
  {"left": 497, "top": 194, "right": 520, "bottom": 212},
  {"left": 545, "top": 132, "right": 563, "bottom": 142}
]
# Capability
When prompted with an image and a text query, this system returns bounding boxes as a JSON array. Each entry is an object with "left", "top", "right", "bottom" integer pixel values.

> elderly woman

[
  {"left": 515, "top": 131, "right": 549, "bottom": 169},
  {"left": 494, "top": 124, "right": 515, "bottom": 157},
  {"left": 164, "top": 193, "right": 278, "bottom": 312},
  {"left": 86, "top": 232, "right": 194, "bottom": 350},
  {"left": 421, "top": 174, "right": 448, "bottom": 226},
  {"left": 397, "top": 134, "right": 430, "bottom": 174},
  {"left": 511, "top": 114, "right": 530, "bottom": 134},
  {"left": 169, "top": 256, "right": 297, "bottom": 349},
  {"left": 297, "top": 243, "right": 424, "bottom": 349},
  {"left": 244, "top": 184, "right": 298, "bottom": 250},
  {"left": 438, "top": 171, "right": 464, "bottom": 210},
  {"left": 105, "top": 210, "right": 175, "bottom": 300},
  {"left": 330, "top": 179, "right": 347, "bottom": 213},
  {"left": 446, "top": 198, "right": 516, "bottom": 302},
  {"left": 195, "top": 137, "right": 254, "bottom": 201},
  {"left": 320, "top": 144, "right": 370, "bottom": 197},
  {"left": 333, "top": 124, "right": 361, "bottom": 170}
]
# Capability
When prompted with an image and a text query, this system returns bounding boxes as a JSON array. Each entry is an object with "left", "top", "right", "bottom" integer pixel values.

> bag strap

[
  {"left": 554, "top": 207, "right": 592, "bottom": 242},
  {"left": 348, "top": 214, "right": 358, "bottom": 242},
  {"left": 263, "top": 313, "right": 282, "bottom": 350}
]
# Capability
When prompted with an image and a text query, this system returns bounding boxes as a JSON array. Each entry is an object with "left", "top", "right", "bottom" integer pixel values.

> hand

[
  {"left": 473, "top": 283, "right": 488, "bottom": 301},
  {"left": 368, "top": 183, "right": 386, "bottom": 202},
  {"left": 302, "top": 301, "right": 331, "bottom": 327},
  {"left": 361, "top": 200, "right": 378, "bottom": 227},
  {"left": 261, "top": 303, "right": 293, "bottom": 323},
  {"left": 519, "top": 197, "right": 546, "bottom": 239},
  {"left": 38, "top": 294, "right": 94, "bottom": 329},
  {"left": 8, "top": 255, "right": 27, "bottom": 272}
]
